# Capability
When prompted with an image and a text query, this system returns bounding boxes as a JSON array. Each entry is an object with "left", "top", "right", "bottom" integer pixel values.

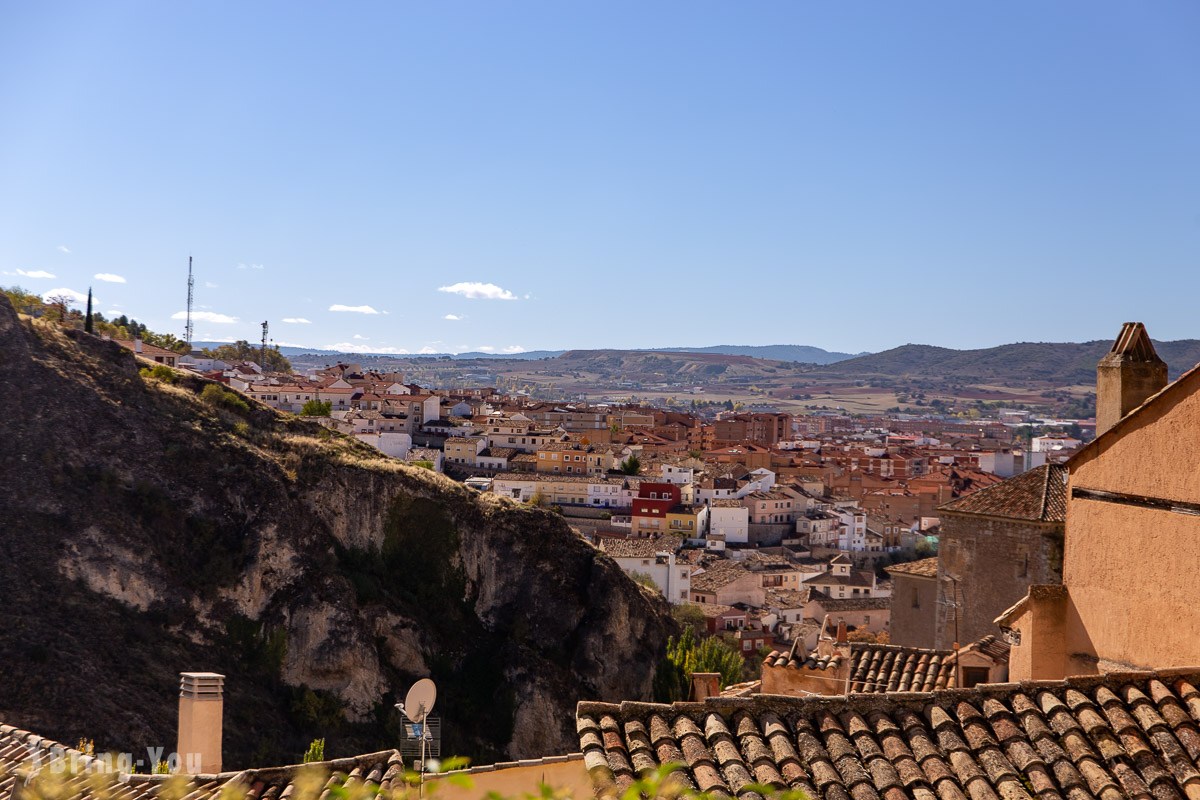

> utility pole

[
  {"left": 260, "top": 320, "right": 268, "bottom": 371},
  {"left": 185, "top": 256, "right": 194, "bottom": 348}
]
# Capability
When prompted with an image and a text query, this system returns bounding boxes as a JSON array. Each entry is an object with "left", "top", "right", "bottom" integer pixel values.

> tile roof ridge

[{"left": 1040, "top": 460, "right": 1051, "bottom": 519}]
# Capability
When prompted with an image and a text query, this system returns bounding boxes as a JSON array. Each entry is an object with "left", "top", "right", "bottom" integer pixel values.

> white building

[
  {"left": 600, "top": 538, "right": 692, "bottom": 605},
  {"left": 354, "top": 432, "right": 412, "bottom": 459},
  {"left": 706, "top": 500, "right": 750, "bottom": 544}
]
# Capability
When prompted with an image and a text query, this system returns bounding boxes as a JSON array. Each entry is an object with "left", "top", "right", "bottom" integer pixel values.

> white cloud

[
  {"left": 437, "top": 282, "right": 517, "bottom": 300},
  {"left": 443, "top": 314, "right": 462, "bottom": 320},
  {"left": 418, "top": 346, "right": 437, "bottom": 354},
  {"left": 282, "top": 317, "right": 311, "bottom": 324},
  {"left": 94, "top": 273, "right": 126, "bottom": 283},
  {"left": 524, "top": 293, "right": 533, "bottom": 300},
  {"left": 40, "top": 287, "right": 88, "bottom": 304},
  {"left": 18, "top": 269, "right": 56, "bottom": 279},
  {"left": 205, "top": 281, "right": 219, "bottom": 289},
  {"left": 171, "top": 310, "right": 238, "bottom": 324},
  {"left": 476, "top": 345, "right": 496, "bottom": 352},
  {"left": 329, "top": 303, "right": 382, "bottom": 314},
  {"left": 57, "top": 246, "right": 70, "bottom": 254},
  {"left": 237, "top": 262, "right": 264, "bottom": 270},
  {"left": 502, "top": 345, "right": 527, "bottom": 354},
  {"left": 353, "top": 334, "right": 367, "bottom": 340},
  {"left": 105, "top": 309, "right": 122, "bottom": 316},
  {"left": 325, "top": 342, "right": 410, "bottom": 354}
]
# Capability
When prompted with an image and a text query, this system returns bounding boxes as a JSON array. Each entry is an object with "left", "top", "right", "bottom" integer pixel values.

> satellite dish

[{"left": 404, "top": 679, "right": 437, "bottom": 722}]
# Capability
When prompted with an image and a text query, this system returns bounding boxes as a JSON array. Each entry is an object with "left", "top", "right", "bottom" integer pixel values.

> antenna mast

[
  {"left": 185, "top": 256, "right": 195, "bottom": 347},
  {"left": 260, "top": 320, "right": 269, "bottom": 370}
]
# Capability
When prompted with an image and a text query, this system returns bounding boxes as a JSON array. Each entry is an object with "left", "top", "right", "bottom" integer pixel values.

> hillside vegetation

[
  {"left": 819, "top": 339, "right": 1200, "bottom": 383},
  {"left": 0, "top": 294, "right": 675, "bottom": 768}
]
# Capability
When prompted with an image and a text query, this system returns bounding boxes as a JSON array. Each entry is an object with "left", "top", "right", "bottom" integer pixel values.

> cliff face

[{"left": 0, "top": 294, "right": 675, "bottom": 767}]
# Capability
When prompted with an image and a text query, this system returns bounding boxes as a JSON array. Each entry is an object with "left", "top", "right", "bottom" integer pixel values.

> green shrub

[
  {"left": 140, "top": 364, "right": 178, "bottom": 383},
  {"left": 302, "top": 738, "right": 325, "bottom": 764},
  {"left": 201, "top": 383, "right": 251, "bottom": 415}
]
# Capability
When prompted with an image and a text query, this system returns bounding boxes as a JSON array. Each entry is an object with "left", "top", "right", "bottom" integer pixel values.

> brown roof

[
  {"left": 0, "top": 723, "right": 405, "bottom": 800},
  {"left": 578, "top": 668, "right": 1200, "bottom": 800},
  {"left": 885, "top": 556, "right": 939, "bottom": 578},
  {"left": 600, "top": 535, "right": 680, "bottom": 559},
  {"left": 112, "top": 339, "right": 180, "bottom": 359},
  {"left": 846, "top": 643, "right": 956, "bottom": 693},
  {"left": 765, "top": 641, "right": 845, "bottom": 673},
  {"left": 938, "top": 464, "right": 1067, "bottom": 522},
  {"left": 691, "top": 560, "right": 751, "bottom": 592}
]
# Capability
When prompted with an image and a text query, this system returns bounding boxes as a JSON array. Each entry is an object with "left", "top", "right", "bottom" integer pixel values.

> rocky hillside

[{"left": 0, "top": 294, "right": 675, "bottom": 769}]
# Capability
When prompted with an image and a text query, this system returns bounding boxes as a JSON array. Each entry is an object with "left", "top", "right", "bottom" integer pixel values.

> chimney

[
  {"left": 177, "top": 672, "right": 224, "bottom": 774},
  {"left": 691, "top": 672, "right": 721, "bottom": 701},
  {"left": 836, "top": 620, "right": 848, "bottom": 644},
  {"left": 1096, "top": 322, "right": 1167, "bottom": 436},
  {"left": 134, "top": 338, "right": 143, "bottom": 353}
]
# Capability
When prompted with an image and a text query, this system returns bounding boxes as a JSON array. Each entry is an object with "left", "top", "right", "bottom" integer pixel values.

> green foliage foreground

[{"left": 18, "top": 757, "right": 809, "bottom": 800}]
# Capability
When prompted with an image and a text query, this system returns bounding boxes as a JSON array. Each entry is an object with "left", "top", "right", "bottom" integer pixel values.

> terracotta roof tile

[
  {"left": 885, "top": 558, "right": 940, "bottom": 579},
  {"left": 578, "top": 670, "right": 1200, "bottom": 800},
  {"left": 938, "top": 464, "right": 1067, "bottom": 523}
]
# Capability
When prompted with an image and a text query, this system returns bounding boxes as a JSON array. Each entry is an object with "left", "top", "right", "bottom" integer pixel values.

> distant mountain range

[
  {"left": 193, "top": 342, "right": 861, "bottom": 363},
  {"left": 820, "top": 340, "right": 1200, "bottom": 383}
]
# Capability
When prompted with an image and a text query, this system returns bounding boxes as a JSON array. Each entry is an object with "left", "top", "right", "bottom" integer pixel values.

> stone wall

[
  {"left": 935, "top": 511, "right": 1062, "bottom": 650},
  {"left": 889, "top": 573, "right": 938, "bottom": 649}
]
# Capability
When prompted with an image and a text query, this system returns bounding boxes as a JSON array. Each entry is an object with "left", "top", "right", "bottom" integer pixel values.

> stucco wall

[
  {"left": 1073, "top": 375, "right": 1200, "bottom": 502},
  {"left": 1063, "top": 499, "right": 1200, "bottom": 670},
  {"left": 1064, "top": 378, "right": 1200, "bottom": 670},
  {"left": 936, "top": 512, "right": 1062, "bottom": 650},
  {"left": 426, "top": 759, "right": 591, "bottom": 800},
  {"left": 888, "top": 574, "right": 938, "bottom": 649},
  {"left": 761, "top": 663, "right": 848, "bottom": 696}
]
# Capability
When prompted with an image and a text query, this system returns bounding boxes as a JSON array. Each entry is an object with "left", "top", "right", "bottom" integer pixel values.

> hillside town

[{"left": 106, "top": 326, "right": 1100, "bottom": 677}]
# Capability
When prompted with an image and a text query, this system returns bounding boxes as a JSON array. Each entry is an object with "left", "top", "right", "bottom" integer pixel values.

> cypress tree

[{"left": 84, "top": 287, "right": 94, "bottom": 334}]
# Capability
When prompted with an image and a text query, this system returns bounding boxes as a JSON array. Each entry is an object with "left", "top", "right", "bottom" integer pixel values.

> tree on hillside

[
  {"left": 620, "top": 454, "right": 641, "bottom": 475},
  {"left": 301, "top": 399, "right": 332, "bottom": 416},
  {"left": 84, "top": 288, "right": 94, "bottom": 334},
  {"left": 653, "top": 627, "right": 744, "bottom": 702},
  {"left": 45, "top": 293, "right": 75, "bottom": 324},
  {"left": 203, "top": 340, "right": 292, "bottom": 373}
]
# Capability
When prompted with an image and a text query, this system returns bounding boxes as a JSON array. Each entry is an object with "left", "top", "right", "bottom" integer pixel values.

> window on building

[{"left": 962, "top": 667, "right": 990, "bottom": 688}]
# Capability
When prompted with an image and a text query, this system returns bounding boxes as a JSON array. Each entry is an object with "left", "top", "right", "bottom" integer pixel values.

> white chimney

[
  {"left": 134, "top": 338, "right": 143, "bottom": 353},
  {"left": 177, "top": 672, "right": 224, "bottom": 774}
]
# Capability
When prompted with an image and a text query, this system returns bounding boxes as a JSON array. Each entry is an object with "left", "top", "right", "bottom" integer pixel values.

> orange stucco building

[{"left": 1000, "top": 323, "right": 1200, "bottom": 679}]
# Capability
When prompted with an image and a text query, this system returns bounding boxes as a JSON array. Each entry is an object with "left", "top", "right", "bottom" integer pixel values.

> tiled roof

[
  {"left": 818, "top": 596, "right": 892, "bottom": 612},
  {"left": 847, "top": 644, "right": 957, "bottom": 694},
  {"left": 578, "top": 668, "right": 1200, "bottom": 800},
  {"left": 803, "top": 570, "right": 874, "bottom": 589},
  {"left": 0, "top": 723, "right": 406, "bottom": 800},
  {"left": 692, "top": 560, "right": 751, "bottom": 592},
  {"left": 765, "top": 645, "right": 846, "bottom": 673},
  {"left": 600, "top": 536, "right": 681, "bottom": 559},
  {"left": 885, "top": 557, "right": 940, "bottom": 579},
  {"left": 938, "top": 464, "right": 1067, "bottom": 523}
]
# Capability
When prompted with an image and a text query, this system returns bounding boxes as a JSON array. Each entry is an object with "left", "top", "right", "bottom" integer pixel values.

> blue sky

[{"left": 2, "top": 1, "right": 1198, "bottom": 355}]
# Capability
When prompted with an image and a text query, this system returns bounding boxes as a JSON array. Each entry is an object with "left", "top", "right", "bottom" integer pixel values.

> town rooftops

[
  {"left": 885, "top": 557, "right": 940, "bottom": 579},
  {"left": 578, "top": 668, "right": 1200, "bottom": 800},
  {"left": 937, "top": 463, "right": 1068, "bottom": 523}
]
